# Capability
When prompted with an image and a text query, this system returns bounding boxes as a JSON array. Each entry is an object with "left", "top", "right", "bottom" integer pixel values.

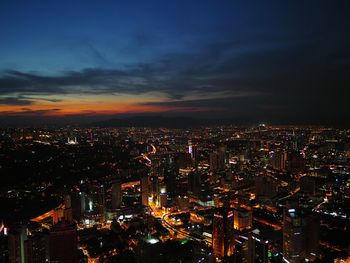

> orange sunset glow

[{"left": 0, "top": 94, "right": 206, "bottom": 117}]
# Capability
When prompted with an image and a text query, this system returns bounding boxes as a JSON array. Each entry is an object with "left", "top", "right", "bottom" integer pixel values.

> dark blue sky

[{"left": 0, "top": 1, "right": 349, "bottom": 125}]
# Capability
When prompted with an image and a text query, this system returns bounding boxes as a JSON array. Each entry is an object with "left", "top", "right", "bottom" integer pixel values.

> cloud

[
  {"left": 0, "top": 97, "right": 33, "bottom": 106},
  {"left": 0, "top": 34, "right": 349, "bottom": 124},
  {"left": 0, "top": 108, "right": 61, "bottom": 116}
]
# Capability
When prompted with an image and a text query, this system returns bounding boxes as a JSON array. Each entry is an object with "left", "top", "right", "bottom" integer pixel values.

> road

[{"left": 161, "top": 212, "right": 212, "bottom": 245}]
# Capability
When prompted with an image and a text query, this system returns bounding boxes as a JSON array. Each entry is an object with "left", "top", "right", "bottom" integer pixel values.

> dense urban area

[{"left": 0, "top": 124, "right": 349, "bottom": 262}]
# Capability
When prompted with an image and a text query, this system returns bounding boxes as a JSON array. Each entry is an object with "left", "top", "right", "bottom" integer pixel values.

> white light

[{"left": 147, "top": 238, "right": 159, "bottom": 244}]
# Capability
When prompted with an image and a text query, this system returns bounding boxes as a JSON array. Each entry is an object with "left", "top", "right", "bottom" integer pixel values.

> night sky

[{"left": 0, "top": 1, "right": 349, "bottom": 125}]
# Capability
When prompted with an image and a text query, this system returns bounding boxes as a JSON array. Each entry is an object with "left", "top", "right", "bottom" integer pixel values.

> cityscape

[
  {"left": 0, "top": 125, "right": 349, "bottom": 262},
  {"left": 1, "top": 1, "right": 350, "bottom": 263}
]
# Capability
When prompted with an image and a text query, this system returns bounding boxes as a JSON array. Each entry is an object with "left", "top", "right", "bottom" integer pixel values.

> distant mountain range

[{"left": 90, "top": 115, "right": 232, "bottom": 128}]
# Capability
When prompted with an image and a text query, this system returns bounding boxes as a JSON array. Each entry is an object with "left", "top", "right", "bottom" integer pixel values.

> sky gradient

[{"left": 1, "top": 1, "right": 349, "bottom": 125}]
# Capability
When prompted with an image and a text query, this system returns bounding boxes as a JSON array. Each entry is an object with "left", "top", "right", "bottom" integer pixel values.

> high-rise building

[
  {"left": 283, "top": 203, "right": 320, "bottom": 263},
  {"left": 111, "top": 178, "right": 122, "bottom": 209},
  {"left": 8, "top": 225, "right": 27, "bottom": 263},
  {"left": 210, "top": 150, "right": 226, "bottom": 172},
  {"left": 233, "top": 232, "right": 269, "bottom": 263},
  {"left": 283, "top": 206, "right": 304, "bottom": 263},
  {"left": 24, "top": 233, "right": 48, "bottom": 263},
  {"left": 98, "top": 184, "right": 106, "bottom": 222},
  {"left": 254, "top": 177, "right": 277, "bottom": 199},
  {"left": 249, "top": 235, "right": 268, "bottom": 263},
  {"left": 304, "top": 215, "right": 320, "bottom": 261},
  {"left": 0, "top": 231, "right": 9, "bottom": 262},
  {"left": 188, "top": 170, "right": 201, "bottom": 196},
  {"left": 70, "top": 191, "right": 83, "bottom": 220},
  {"left": 234, "top": 235, "right": 249, "bottom": 263},
  {"left": 8, "top": 225, "right": 49, "bottom": 263},
  {"left": 63, "top": 194, "right": 73, "bottom": 222},
  {"left": 150, "top": 174, "right": 159, "bottom": 204},
  {"left": 300, "top": 176, "right": 316, "bottom": 195},
  {"left": 164, "top": 154, "right": 178, "bottom": 197},
  {"left": 188, "top": 140, "right": 198, "bottom": 163},
  {"left": 287, "top": 151, "right": 305, "bottom": 172},
  {"left": 212, "top": 208, "right": 235, "bottom": 260},
  {"left": 158, "top": 184, "right": 167, "bottom": 208},
  {"left": 269, "top": 151, "right": 287, "bottom": 171},
  {"left": 141, "top": 175, "right": 149, "bottom": 206},
  {"left": 233, "top": 208, "right": 252, "bottom": 231},
  {"left": 49, "top": 221, "right": 78, "bottom": 263},
  {"left": 80, "top": 191, "right": 87, "bottom": 214}
]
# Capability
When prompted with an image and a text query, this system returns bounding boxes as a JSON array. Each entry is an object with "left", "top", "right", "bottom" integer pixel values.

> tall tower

[
  {"left": 111, "top": 178, "right": 122, "bottom": 209},
  {"left": 212, "top": 208, "right": 235, "bottom": 260}
]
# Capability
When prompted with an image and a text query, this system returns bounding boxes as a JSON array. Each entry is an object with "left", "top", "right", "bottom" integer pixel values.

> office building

[
  {"left": 212, "top": 208, "right": 235, "bottom": 260},
  {"left": 283, "top": 206, "right": 304, "bottom": 263},
  {"left": 234, "top": 208, "right": 252, "bottom": 231}
]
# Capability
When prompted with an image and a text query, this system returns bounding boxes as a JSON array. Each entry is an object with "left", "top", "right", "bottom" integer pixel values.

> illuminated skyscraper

[
  {"left": 188, "top": 140, "right": 198, "bottom": 162},
  {"left": 233, "top": 208, "right": 252, "bottom": 231},
  {"left": 212, "top": 208, "right": 235, "bottom": 260},
  {"left": 249, "top": 235, "right": 268, "bottom": 263},
  {"left": 232, "top": 231, "right": 269, "bottom": 263},
  {"left": 283, "top": 202, "right": 320, "bottom": 263},
  {"left": 234, "top": 235, "right": 249, "bottom": 263},
  {"left": 158, "top": 184, "right": 167, "bottom": 208},
  {"left": 150, "top": 174, "right": 159, "bottom": 204}
]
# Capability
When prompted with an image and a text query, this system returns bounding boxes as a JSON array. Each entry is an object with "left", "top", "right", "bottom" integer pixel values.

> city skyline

[{"left": 1, "top": 1, "right": 350, "bottom": 126}]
